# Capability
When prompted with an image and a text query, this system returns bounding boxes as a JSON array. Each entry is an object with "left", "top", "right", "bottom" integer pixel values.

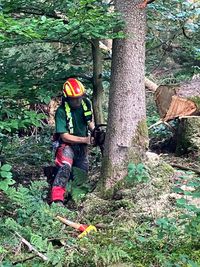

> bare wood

[
  {"left": 164, "top": 96, "right": 197, "bottom": 121},
  {"left": 138, "top": 0, "right": 156, "bottom": 8},
  {"left": 15, "top": 232, "right": 48, "bottom": 261},
  {"left": 148, "top": 120, "right": 175, "bottom": 132},
  {"left": 155, "top": 79, "right": 200, "bottom": 121},
  {"left": 145, "top": 77, "right": 158, "bottom": 92},
  {"left": 148, "top": 120, "right": 163, "bottom": 130},
  {"left": 179, "top": 115, "right": 200, "bottom": 119}
]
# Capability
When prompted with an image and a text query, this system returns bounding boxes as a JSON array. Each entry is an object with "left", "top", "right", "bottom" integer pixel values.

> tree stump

[
  {"left": 176, "top": 116, "right": 200, "bottom": 155},
  {"left": 153, "top": 79, "right": 200, "bottom": 154},
  {"left": 154, "top": 79, "right": 200, "bottom": 121}
]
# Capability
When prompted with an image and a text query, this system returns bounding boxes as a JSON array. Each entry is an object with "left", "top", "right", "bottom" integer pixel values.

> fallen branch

[
  {"left": 148, "top": 120, "right": 163, "bottom": 130},
  {"left": 15, "top": 232, "right": 48, "bottom": 261},
  {"left": 148, "top": 120, "right": 176, "bottom": 133},
  {"left": 145, "top": 77, "right": 158, "bottom": 92},
  {"left": 171, "top": 164, "right": 200, "bottom": 175},
  {"left": 179, "top": 115, "right": 200, "bottom": 119}
]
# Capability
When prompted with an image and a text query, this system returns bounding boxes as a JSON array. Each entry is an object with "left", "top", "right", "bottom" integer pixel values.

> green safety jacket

[{"left": 64, "top": 99, "right": 92, "bottom": 134}]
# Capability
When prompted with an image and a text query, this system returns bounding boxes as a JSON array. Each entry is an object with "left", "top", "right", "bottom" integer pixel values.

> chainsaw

[{"left": 91, "top": 124, "right": 107, "bottom": 155}]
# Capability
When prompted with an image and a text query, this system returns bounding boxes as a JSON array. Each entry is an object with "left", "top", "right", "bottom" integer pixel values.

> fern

[
  {"left": 67, "top": 167, "right": 91, "bottom": 203},
  {"left": 6, "top": 186, "right": 35, "bottom": 208},
  {"left": 93, "top": 244, "right": 130, "bottom": 266},
  {"left": 47, "top": 247, "right": 66, "bottom": 266},
  {"left": 30, "top": 233, "right": 48, "bottom": 251},
  {"left": 5, "top": 217, "right": 23, "bottom": 232},
  {"left": 29, "top": 180, "right": 48, "bottom": 200}
]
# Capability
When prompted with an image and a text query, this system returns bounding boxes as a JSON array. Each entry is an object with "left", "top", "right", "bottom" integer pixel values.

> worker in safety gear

[{"left": 51, "top": 78, "right": 95, "bottom": 205}]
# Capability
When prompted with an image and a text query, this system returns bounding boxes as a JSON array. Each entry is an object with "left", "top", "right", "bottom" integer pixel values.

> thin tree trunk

[
  {"left": 91, "top": 39, "right": 104, "bottom": 124},
  {"left": 101, "top": 0, "right": 148, "bottom": 195}
]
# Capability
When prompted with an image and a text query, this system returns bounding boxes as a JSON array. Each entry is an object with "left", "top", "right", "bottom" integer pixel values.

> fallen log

[{"left": 154, "top": 79, "right": 200, "bottom": 121}]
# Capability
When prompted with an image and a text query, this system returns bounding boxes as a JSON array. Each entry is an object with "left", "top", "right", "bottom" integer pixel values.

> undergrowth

[
  {"left": 0, "top": 162, "right": 200, "bottom": 266},
  {"left": 0, "top": 128, "right": 199, "bottom": 266}
]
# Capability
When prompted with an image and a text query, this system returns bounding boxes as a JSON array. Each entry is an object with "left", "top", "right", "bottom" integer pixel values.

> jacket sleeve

[{"left": 55, "top": 107, "right": 69, "bottom": 133}]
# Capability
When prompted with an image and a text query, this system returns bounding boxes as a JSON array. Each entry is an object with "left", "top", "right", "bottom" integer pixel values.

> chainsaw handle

[{"left": 91, "top": 124, "right": 107, "bottom": 137}]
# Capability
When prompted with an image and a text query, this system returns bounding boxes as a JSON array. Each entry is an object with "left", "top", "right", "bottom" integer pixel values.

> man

[{"left": 51, "top": 78, "right": 95, "bottom": 205}]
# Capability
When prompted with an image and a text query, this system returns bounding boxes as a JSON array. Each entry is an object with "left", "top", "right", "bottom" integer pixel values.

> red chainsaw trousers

[{"left": 51, "top": 144, "right": 88, "bottom": 202}]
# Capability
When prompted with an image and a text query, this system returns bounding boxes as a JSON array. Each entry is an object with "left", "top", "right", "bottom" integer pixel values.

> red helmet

[{"left": 63, "top": 78, "right": 85, "bottom": 98}]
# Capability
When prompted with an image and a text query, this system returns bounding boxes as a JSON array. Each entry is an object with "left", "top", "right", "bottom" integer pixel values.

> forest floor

[{"left": 0, "top": 130, "right": 200, "bottom": 267}]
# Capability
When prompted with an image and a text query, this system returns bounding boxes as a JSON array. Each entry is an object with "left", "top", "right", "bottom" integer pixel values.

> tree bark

[
  {"left": 91, "top": 39, "right": 104, "bottom": 125},
  {"left": 101, "top": 0, "right": 148, "bottom": 194},
  {"left": 176, "top": 116, "right": 200, "bottom": 155}
]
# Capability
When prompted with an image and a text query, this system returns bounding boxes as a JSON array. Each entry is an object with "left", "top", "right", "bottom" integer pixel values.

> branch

[
  {"left": 15, "top": 232, "right": 48, "bottom": 261},
  {"left": 145, "top": 77, "right": 158, "bottom": 92},
  {"left": 182, "top": 26, "right": 192, "bottom": 40},
  {"left": 148, "top": 120, "right": 176, "bottom": 133},
  {"left": 171, "top": 164, "right": 200, "bottom": 175},
  {"left": 13, "top": 7, "right": 68, "bottom": 24},
  {"left": 148, "top": 120, "right": 163, "bottom": 130},
  {"left": 8, "top": 74, "right": 93, "bottom": 88},
  {"left": 0, "top": 38, "right": 72, "bottom": 48}
]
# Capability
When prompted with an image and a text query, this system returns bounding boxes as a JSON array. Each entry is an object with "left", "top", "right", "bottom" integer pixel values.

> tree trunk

[
  {"left": 91, "top": 39, "right": 104, "bottom": 125},
  {"left": 101, "top": 0, "right": 148, "bottom": 195},
  {"left": 176, "top": 116, "right": 200, "bottom": 156}
]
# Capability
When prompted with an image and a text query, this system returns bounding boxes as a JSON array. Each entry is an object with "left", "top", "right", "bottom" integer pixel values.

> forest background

[{"left": 0, "top": 0, "right": 200, "bottom": 266}]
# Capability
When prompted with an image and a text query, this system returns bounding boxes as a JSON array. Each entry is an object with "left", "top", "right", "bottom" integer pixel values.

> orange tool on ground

[{"left": 56, "top": 216, "right": 97, "bottom": 238}]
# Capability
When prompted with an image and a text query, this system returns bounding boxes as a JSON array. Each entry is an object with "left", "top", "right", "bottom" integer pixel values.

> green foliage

[
  {"left": 147, "top": 0, "right": 200, "bottom": 81},
  {"left": 0, "top": 13, "right": 42, "bottom": 42},
  {"left": 92, "top": 243, "right": 130, "bottom": 266},
  {"left": 0, "top": 163, "right": 15, "bottom": 191},
  {"left": 0, "top": 171, "right": 200, "bottom": 266},
  {"left": 0, "top": 0, "right": 123, "bottom": 152},
  {"left": 173, "top": 175, "right": 200, "bottom": 241},
  {"left": 0, "top": 0, "right": 200, "bottom": 266},
  {"left": 67, "top": 167, "right": 91, "bottom": 203},
  {"left": 125, "top": 163, "right": 149, "bottom": 186},
  {"left": 1, "top": 0, "right": 124, "bottom": 43},
  {"left": 0, "top": 179, "right": 78, "bottom": 265},
  {"left": 0, "top": 0, "right": 124, "bottom": 135},
  {"left": 0, "top": 105, "right": 46, "bottom": 134}
]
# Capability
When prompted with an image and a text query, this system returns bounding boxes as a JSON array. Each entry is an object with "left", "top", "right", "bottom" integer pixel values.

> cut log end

[{"left": 155, "top": 79, "right": 200, "bottom": 121}]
